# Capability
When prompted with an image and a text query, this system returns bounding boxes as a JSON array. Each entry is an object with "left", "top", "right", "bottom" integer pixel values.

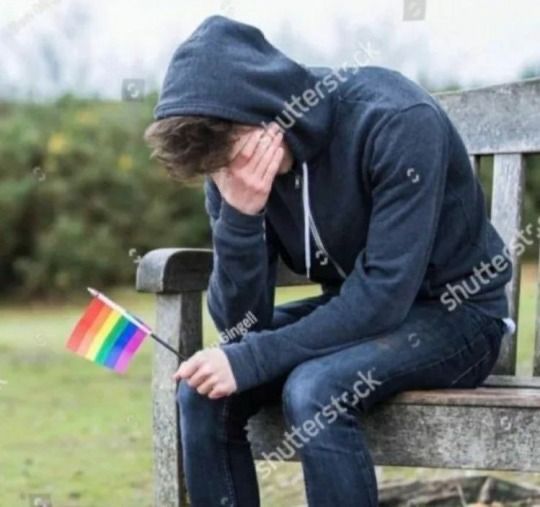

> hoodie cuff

[
  {"left": 220, "top": 199, "right": 265, "bottom": 231},
  {"left": 221, "top": 339, "right": 262, "bottom": 392}
]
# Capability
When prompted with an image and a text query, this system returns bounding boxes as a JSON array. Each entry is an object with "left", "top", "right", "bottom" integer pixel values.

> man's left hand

[{"left": 172, "top": 348, "right": 237, "bottom": 399}]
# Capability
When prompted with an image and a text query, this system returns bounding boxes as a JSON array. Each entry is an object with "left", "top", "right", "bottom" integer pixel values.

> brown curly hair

[{"left": 144, "top": 115, "right": 244, "bottom": 181}]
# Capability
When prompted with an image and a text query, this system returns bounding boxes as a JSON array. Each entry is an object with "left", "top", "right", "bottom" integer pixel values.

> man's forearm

[{"left": 207, "top": 199, "right": 278, "bottom": 343}]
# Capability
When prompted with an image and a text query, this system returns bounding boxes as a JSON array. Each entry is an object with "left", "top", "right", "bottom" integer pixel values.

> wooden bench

[{"left": 136, "top": 77, "right": 540, "bottom": 506}]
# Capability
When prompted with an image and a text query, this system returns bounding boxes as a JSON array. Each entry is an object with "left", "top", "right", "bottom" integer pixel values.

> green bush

[
  {"left": 0, "top": 95, "right": 537, "bottom": 299},
  {"left": 0, "top": 94, "right": 209, "bottom": 299}
]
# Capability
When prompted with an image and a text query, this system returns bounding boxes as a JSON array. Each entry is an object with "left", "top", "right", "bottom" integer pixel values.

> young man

[{"left": 145, "top": 15, "right": 514, "bottom": 507}]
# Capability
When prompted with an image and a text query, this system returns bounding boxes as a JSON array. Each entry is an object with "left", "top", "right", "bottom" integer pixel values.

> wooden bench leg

[{"left": 152, "top": 293, "right": 202, "bottom": 507}]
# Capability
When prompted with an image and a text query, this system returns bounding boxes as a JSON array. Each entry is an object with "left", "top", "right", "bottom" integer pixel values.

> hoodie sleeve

[
  {"left": 204, "top": 176, "right": 279, "bottom": 342},
  {"left": 222, "top": 104, "right": 450, "bottom": 392}
]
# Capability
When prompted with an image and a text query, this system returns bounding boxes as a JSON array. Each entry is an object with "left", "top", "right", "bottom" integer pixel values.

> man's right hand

[{"left": 210, "top": 122, "right": 285, "bottom": 215}]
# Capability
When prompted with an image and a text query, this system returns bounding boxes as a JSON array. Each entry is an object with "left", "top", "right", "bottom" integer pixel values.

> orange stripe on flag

[
  {"left": 85, "top": 310, "right": 122, "bottom": 361},
  {"left": 77, "top": 303, "right": 113, "bottom": 356},
  {"left": 66, "top": 297, "right": 106, "bottom": 352}
]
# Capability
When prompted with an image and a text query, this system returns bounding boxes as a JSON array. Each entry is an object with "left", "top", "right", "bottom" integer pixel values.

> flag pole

[
  {"left": 87, "top": 287, "right": 186, "bottom": 361},
  {"left": 149, "top": 331, "right": 185, "bottom": 360}
]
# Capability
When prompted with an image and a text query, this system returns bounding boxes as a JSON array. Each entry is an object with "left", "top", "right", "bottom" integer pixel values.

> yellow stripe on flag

[{"left": 85, "top": 310, "right": 123, "bottom": 360}]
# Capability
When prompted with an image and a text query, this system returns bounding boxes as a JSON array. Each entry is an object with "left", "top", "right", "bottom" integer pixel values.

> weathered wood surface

[
  {"left": 436, "top": 78, "right": 540, "bottom": 155},
  {"left": 482, "top": 374, "right": 540, "bottom": 388},
  {"left": 490, "top": 154, "right": 525, "bottom": 375},
  {"left": 136, "top": 247, "right": 311, "bottom": 294},
  {"left": 248, "top": 393, "right": 540, "bottom": 471},
  {"left": 152, "top": 293, "right": 202, "bottom": 507},
  {"left": 137, "top": 248, "right": 213, "bottom": 293},
  {"left": 389, "top": 386, "right": 540, "bottom": 408}
]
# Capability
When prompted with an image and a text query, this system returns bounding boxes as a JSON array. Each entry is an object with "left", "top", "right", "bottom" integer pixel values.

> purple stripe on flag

[{"left": 114, "top": 327, "right": 148, "bottom": 373}]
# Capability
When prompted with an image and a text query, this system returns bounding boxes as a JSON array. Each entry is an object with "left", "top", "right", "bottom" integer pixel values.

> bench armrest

[
  {"left": 136, "top": 248, "right": 213, "bottom": 294},
  {"left": 136, "top": 247, "right": 312, "bottom": 295}
]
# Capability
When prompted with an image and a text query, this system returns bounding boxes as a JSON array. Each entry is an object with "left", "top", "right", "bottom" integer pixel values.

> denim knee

[
  {"left": 282, "top": 361, "right": 369, "bottom": 431},
  {"left": 282, "top": 365, "right": 330, "bottom": 427}
]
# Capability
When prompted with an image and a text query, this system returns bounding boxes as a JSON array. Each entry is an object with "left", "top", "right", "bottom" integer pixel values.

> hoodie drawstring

[
  {"left": 302, "top": 161, "right": 312, "bottom": 280},
  {"left": 299, "top": 161, "right": 348, "bottom": 281}
]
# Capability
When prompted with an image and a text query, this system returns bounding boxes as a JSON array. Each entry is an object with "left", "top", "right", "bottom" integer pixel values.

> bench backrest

[
  {"left": 135, "top": 78, "right": 540, "bottom": 505},
  {"left": 274, "top": 78, "right": 540, "bottom": 377}
]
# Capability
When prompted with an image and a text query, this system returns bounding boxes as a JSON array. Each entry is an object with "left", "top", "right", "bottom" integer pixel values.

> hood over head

[{"left": 154, "top": 15, "right": 335, "bottom": 165}]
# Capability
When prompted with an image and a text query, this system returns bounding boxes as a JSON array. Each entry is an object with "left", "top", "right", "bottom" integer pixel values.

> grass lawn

[{"left": 0, "top": 263, "right": 538, "bottom": 506}]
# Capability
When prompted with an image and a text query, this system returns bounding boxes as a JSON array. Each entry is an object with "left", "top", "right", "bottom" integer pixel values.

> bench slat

[
  {"left": 152, "top": 293, "right": 201, "bottom": 507},
  {"left": 248, "top": 399, "right": 540, "bottom": 471},
  {"left": 437, "top": 78, "right": 540, "bottom": 155},
  {"left": 136, "top": 248, "right": 312, "bottom": 293},
  {"left": 389, "top": 387, "right": 540, "bottom": 408},
  {"left": 482, "top": 374, "right": 540, "bottom": 388},
  {"left": 490, "top": 153, "right": 525, "bottom": 375}
]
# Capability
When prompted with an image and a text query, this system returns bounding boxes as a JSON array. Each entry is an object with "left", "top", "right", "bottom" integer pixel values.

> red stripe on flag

[
  {"left": 66, "top": 297, "right": 106, "bottom": 352},
  {"left": 76, "top": 302, "right": 113, "bottom": 356}
]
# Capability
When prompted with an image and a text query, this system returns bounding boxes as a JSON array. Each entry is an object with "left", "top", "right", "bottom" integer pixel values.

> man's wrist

[
  {"left": 220, "top": 339, "right": 262, "bottom": 392},
  {"left": 220, "top": 199, "right": 265, "bottom": 231}
]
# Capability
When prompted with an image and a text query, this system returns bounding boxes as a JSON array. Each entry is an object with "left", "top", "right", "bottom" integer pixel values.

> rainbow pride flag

[{"left": 66, "top": 288, "right": 151, "bottom": 373}]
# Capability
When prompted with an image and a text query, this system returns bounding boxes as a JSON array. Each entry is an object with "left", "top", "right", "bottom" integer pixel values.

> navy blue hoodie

[{"left": 154, "top": 16, "right": 513, "bottom": 392}]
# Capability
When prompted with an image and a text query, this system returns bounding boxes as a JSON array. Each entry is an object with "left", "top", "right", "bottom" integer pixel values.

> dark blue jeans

[{"left": 177, "top": 295, "right": 506, "bottom": 507}]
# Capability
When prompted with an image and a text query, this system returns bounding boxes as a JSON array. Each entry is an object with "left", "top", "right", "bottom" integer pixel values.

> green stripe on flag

[{"left": 95, "top": 316, "right": 131, "bottom": 364}]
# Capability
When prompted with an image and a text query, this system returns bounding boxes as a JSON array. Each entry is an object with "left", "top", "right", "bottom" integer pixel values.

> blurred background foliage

[
  {"left": 0, "top": 92, "right": 539, "bottom": 300},
  {"left": 0, "top": 93, "right": 209, "bottom": 300}
]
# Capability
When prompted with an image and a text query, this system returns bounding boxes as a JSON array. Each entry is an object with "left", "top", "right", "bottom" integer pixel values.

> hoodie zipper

[{"left": 295, "top": 171, "right": 347, "bottom": 280}]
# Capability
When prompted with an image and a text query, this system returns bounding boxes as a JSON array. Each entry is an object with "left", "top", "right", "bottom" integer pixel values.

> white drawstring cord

[
  {"left": 502, "top": 317, "right": 516, "bottom": 335},
  {"left": 302, "top": 161, "right": 311, "bottom": 279}
]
